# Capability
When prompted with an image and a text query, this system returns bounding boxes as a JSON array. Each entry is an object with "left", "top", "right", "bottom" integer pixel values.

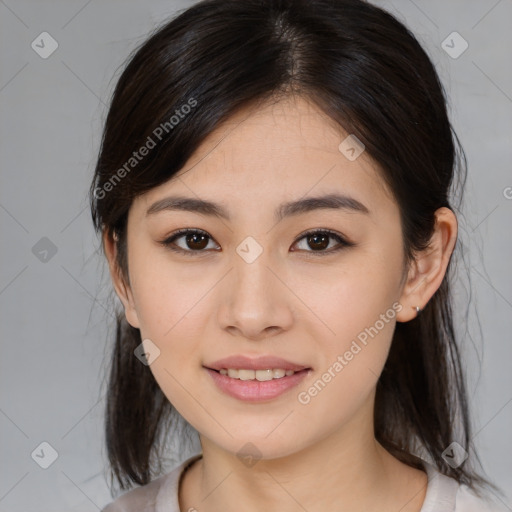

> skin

[{"left": 104, "top": 94, "right": 457, "bottom": 512}]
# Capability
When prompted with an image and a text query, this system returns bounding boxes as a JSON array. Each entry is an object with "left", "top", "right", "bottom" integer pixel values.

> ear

[
  {"left": 103, "top": 229, "right": 141, "bottom": 329},
  {"left": 396, "top": 207, "right": 458, "bottom": 322}
]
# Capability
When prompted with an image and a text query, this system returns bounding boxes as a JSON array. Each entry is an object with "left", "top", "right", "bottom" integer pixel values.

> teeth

[{"left": 218, "top": 368, "right": 297, "bottom": 380}]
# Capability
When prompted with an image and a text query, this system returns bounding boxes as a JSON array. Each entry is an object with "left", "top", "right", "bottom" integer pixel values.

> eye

[
  {"left": 160, "top": 228, "right": 220, "bottom": 256},
  {"left": 291, "top": 229, "right": 354, "bottom": 255},
  {"left": 160, "top": 228, "right": 353, "bottom": 257}
]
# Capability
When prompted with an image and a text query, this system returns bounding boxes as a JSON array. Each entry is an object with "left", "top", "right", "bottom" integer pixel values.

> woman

[{"left": 91, "top": 0, "right": 507, "bottom": 510}]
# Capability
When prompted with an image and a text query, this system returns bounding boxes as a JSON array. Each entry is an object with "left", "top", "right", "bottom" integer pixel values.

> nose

[{"left": 217, "top": 247, "right": 294, "bottom": 341}]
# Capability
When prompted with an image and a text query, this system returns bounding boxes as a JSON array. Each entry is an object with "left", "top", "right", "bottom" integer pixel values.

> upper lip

[{"left": 205, "top": 355, "right": 310, "bottom": 372}]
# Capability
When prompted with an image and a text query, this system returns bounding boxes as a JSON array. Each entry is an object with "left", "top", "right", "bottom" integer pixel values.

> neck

[{"left": 179, "top": 400, "right": 427, "bottom": 512}]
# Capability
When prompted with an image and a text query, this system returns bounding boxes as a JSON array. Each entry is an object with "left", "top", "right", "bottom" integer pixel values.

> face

[{"left": 114, "top": 95, "right": 410, "bottom": 459}]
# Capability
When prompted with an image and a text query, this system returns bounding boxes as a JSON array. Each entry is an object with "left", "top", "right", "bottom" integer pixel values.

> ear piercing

[{"left": 414, "top": 306, "right": 422, "bottom": 316}]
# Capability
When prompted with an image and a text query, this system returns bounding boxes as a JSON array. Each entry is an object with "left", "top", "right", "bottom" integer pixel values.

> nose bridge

[
  {"left": 217, "top": 239, "right": 293, "bottom": 339},
  {"left": 233, "top": 228, "right": 276, "bottom": 292},
  {"left": 232, "top": 241, "right": 276, "bottom": 307}
]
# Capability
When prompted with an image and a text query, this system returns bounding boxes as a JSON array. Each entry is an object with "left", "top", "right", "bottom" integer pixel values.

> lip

[
  {"left": 204, "top": 367, "right": 311, "bottom": 402},
  {"left": 205, "top": 355, "right": 310, "bottom": 372}
]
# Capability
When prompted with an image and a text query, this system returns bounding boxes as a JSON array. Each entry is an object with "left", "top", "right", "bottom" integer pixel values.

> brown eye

[
  {"left": 306, "top": 232, "right": 330, "bottom": 251},
  {"left": 291, "top": 229, "right": 354, "bottom": 255},
  {"left": 183, "top": 232, "right": 209, "bottom": 250},
  {"left": 161, "top": 229, "right": 219, "bottom": 255}
]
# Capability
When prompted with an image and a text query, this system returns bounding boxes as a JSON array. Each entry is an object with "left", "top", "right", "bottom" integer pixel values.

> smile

[
  {"left": 205, "top": 367, "right": 311, "bottom": 402},
  {"left": 218, "top": 368, "right": 296, "bottom": 380}
]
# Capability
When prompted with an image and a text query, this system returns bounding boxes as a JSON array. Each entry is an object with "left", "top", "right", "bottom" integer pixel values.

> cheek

[
  {"left": 128, "top": 255, "right": 211, "bottom": 417},
  {"left": 128, "top": 243, "right": 211, "bottom": 342},
  {"left": 288, "top": 247, "right": 402, "bottom": 414},
  {"left": 290, "top": 287, "right": 399, "bottom": 441},
  {"left": 288, "top": 243, "right": 403, "bottom": 343},
  {"left": 303, "top": 281, "right": 397, "bottom": 382}
]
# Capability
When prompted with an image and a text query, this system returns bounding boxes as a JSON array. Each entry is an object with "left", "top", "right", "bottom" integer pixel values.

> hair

[{"left": 89, "top": 0, "right": 500, "bottom": 499}]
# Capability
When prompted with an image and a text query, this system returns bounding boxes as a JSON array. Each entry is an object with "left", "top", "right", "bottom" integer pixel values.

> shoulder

[
  {"left": 455, "top": 484, "right": 510, "bottom": 512},
  {"left": 420, "top": 461, "right": 509, "bottom": 512},
  {"left": 101, "top": 454, "right": 202, "bottom": 512},
  {"left": 100, "top": 473, "right": 168, "bottom": 512}
]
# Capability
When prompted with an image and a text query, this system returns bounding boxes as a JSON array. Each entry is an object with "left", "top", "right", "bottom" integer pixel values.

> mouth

[
  {"left": 205, "top": 354, "right": 310, "bottom": 373},
  {"left": 203, "top": 359, "right": 311, "bottom": 402},
  {"left": 207, "top": 367, "right": 306, "bottom": 381}
]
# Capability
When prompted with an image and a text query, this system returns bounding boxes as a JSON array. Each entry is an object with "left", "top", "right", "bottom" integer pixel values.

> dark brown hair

[{"left": 90, "top": 0, "right": 500, "bottom": 499}]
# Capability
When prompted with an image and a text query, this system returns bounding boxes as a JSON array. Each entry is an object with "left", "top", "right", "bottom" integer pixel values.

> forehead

[{"left": 134, "top": 95, "right": 396, "bottom": 220}]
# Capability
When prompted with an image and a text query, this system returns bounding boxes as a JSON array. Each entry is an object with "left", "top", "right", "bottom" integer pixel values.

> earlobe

[
  {"left": 102, "top": 229, "right": 141, "bottom": 329},
  {"left": 396, "top": 207, "right": 457, "bottom": 322}
]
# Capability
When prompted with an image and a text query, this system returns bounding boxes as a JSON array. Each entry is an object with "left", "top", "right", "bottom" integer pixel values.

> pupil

[
  {"left": 309, "top": 233, "right": 328, "bottom": 251},
  {"left": 187, "top": 233, "right": 208, "bottom": 250}
]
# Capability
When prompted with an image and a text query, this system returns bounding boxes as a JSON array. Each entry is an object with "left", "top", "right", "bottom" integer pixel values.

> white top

[{"left": 101, "top": 453, "right": 509, "bottom": 512}]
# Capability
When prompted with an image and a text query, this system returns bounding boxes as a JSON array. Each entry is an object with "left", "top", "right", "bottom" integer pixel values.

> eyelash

[{"left": 159, "top": 228, "right": 354, "bottom": 257}]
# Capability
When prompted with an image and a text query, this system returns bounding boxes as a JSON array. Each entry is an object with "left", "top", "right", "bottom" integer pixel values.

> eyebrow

[{"left": 146, "top": 193, "right": 370, "bottom": 222}]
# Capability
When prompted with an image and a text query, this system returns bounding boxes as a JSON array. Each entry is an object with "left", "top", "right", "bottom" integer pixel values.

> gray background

[{"left": 0, "top": 1, "right": 511, "bottom": 510}]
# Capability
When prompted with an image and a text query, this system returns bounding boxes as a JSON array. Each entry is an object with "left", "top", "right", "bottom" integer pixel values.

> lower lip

[{"left": 204, "top": 368, "right": 310, "bottom": 402}]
